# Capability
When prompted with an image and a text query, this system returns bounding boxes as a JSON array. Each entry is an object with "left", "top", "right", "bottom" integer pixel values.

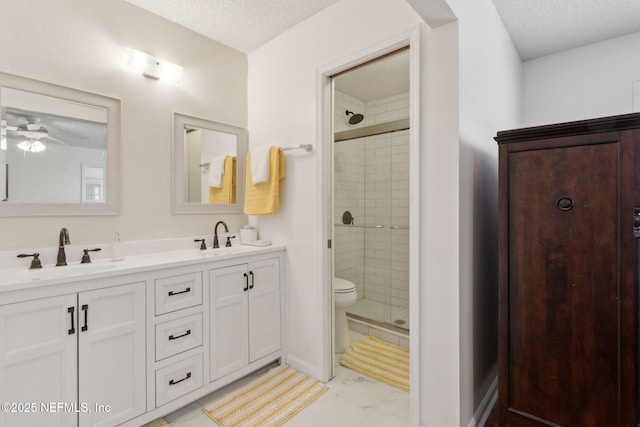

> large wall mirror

[
  {"left": 172, "top": 113, "right": 246, "bottom": 214},
  {"left": 0, "top": 72, "right": 120, "bottom": 216}
]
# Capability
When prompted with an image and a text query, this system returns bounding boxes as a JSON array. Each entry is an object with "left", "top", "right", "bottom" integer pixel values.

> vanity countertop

[{"left": 0, "top": 243, "right": 286, "bottom": 293}]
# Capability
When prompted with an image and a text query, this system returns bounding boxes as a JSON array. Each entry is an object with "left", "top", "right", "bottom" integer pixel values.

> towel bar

[
  {"left": 280, "top": 144, "right": 313, "bottom": 152},
  {"left": 200, "top": 145, "right": 311, "bottom": 168}
]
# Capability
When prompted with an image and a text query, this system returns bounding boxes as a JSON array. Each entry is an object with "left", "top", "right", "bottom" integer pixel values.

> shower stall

[
  {"left": 332, "top": 47, "right": 410, "bottom": 334},
  {"left": 333, "top": 121, "right": 410, "bottom": 332}
]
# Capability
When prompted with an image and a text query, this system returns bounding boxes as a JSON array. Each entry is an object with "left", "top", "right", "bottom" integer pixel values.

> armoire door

[
  {"left": 503, "top": 136, "right": 636, "bottom": 426},
  {"left": 498, "top": 115, "right": 640, "bottom": 427}
]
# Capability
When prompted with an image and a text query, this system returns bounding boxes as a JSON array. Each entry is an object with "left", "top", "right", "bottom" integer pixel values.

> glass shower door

[
  {"left": 389, "top": 129, "right": 410, "bottom": 329},
  {"left": 363, "top": 132, "right": 393, "bottom": 327}
]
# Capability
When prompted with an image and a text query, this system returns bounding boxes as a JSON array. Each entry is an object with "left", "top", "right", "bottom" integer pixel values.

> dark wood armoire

[{"left": 496, "top": 113, "right": 640, "bottom": 427}]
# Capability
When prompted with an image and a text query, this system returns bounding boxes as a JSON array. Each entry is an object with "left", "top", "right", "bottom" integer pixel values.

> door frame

[{"left": 316, "top": 26, "right": 422, "bottom": 425}]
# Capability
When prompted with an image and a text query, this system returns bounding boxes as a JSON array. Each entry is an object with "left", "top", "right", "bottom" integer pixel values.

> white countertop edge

[{"left": 0, "top": 243, "right": 286, "bottom": 293}]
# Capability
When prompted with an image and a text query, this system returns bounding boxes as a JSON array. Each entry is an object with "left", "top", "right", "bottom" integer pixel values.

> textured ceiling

[
  {"left": 122, "top": 0, "right": 640, "bottom": 92},
  {"left": 491, "top": 0, "right": 640, "bottom": 60},
  {"left": 125, "top": 0, "right": 640, "bottom": 60},
  {"left": 123, "top": 0, "right": 340, "bottom": 53}
]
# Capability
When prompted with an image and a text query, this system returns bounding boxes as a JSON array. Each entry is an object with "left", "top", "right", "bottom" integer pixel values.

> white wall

[
  {"left": 0, "top": 0, "right": 247, "bottom": 250},
  {"left": 248, "top": 0, "right": 466, "bottom": 424},
  {"left": 414, "top": 0, "right": 522, "bottom": 424},
  {"left": 452, "top": 1, "right": 521, "bottom": 425},
  {"left": 523, "top": 30, "right": 640, "bottom": 126}
]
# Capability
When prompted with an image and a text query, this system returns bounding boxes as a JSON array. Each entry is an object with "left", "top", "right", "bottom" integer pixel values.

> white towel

[
  {"left": 251, "top": 146, "right": 273, "bottom": 185},
  {"left": 208, "top": 156, "right": 226, "bottom": 188}
]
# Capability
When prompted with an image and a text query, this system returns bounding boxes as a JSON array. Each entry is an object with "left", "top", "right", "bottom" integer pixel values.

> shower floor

[{"left": 347, "top": 298, "right": 410, "bottom": 330}]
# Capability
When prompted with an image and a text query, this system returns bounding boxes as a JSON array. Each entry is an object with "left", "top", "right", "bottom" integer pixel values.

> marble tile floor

[
  {"left": 162, "top": 332, "right": 410, "bottom": 427},
  {"left": 162, "top": 365, "right": 410, "bottom": 427}
]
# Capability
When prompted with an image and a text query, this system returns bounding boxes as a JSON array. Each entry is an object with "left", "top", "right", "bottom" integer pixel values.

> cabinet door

[
  {"left": 248, "top": 258, "right": 281, "bottom": 362},
  {"left": 0, "top": 294, "right": 78, "bottom": 427},
  {"left": 507, "top": 143, "right": 619, "bottom": 426},
  {"left": 210, "top": 264, "right": 249, "bottom": 380},
  {"left": 78, "top": 282, "right": 145, "bottom": 427}
]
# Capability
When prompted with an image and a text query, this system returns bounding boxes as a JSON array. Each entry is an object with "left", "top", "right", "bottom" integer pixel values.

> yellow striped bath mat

[
  {"left": 202, "top": 365, "right": 328, "bottom": 426},
  {"left": 340, "top": 336, "right": 410, "bottom": 392}
]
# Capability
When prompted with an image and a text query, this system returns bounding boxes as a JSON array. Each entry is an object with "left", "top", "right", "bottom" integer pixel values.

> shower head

[{"left": 346, "top": 110, "right": 364, "bottom": 125}]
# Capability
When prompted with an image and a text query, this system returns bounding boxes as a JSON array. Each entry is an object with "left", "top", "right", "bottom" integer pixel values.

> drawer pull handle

[
  {"left": 168, "top": 329, "right": 192, "bottom": 341},
  {"left": 81, "top": 304, "right": 88, "bottom": 332},
  {"left": 249, "top": 271, "right": 254, "bottom": 289},
  {"left": 243, "top": 273, "right": 249, "bottom": 292},
  {"left": 168, "top": 287, "right": 191, "bottom": 296},
  {"left": 68, "top": 306, "right": 75, "bottom": 335},
  {"left": 169, "top": 371, "right": 191, "bottom": 386}
]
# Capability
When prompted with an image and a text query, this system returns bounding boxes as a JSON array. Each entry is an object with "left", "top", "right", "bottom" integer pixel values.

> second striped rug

[
  {"left": 202, "top": 365, "right": 328, "bottom": 426},
  {"left": 340, "top": 335, "right": 410, "bottom": 392}
]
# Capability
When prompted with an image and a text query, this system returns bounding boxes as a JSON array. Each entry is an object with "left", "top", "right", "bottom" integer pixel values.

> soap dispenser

[{"left": 112, "top": 232, "right": 125, "bottom": 261}]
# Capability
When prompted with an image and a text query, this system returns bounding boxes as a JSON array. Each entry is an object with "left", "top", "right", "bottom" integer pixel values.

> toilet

[{"left": 334, "top": 277, "right": 357, "bottom": 353}]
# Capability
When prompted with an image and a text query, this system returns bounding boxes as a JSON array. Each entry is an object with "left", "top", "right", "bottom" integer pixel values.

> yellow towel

[
  {"left": 209, "top": 156, "right": 236, "bottom": 204},
  {"left": 244, "top": 147, "right": 286, "bottom": 215}
]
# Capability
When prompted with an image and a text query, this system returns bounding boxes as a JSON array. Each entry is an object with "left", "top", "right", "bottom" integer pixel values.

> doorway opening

[{"left": 329, "top": 46, "right": 412, "bottom": 374}]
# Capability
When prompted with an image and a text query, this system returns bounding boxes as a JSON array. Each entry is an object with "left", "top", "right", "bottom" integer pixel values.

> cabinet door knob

[{"left": 556, "top": 197, "right": 574, "bottom": 211}]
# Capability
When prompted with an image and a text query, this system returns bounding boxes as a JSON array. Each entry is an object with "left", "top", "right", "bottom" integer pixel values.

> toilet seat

[{"left": 334, "top": 277, "right": 356, "bottom": 293}]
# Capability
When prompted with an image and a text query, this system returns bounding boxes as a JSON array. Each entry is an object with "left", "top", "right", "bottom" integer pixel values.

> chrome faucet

[
  {"left": 56, "top": 227, "right": 70, "bottom": 266},
  {"left": 213, "top": 221, "right": 228, "bottom": 249}
]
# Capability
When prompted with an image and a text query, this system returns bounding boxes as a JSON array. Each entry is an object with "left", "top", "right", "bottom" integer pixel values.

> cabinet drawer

[
  {"left": 155, "top": 272, "right": 203, "bottom": 315},
  {"left": 155, "top": 353, "right": 203, "bottom": 407},
  {"left": 155, "top": 313, "right": 203, "bottom": 361}
]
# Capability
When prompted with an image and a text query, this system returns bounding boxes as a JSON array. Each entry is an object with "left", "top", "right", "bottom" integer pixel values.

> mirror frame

[
  {"left": 0, "top": 71, "right": 120, "bottom": 217},
  {"left": 172, "top": 112, "right": 246, "bottom": 214}
]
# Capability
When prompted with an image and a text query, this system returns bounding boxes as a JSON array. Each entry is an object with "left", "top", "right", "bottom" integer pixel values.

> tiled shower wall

[{"left": 334, "top": 90, "right": 410, "bottom": 314}]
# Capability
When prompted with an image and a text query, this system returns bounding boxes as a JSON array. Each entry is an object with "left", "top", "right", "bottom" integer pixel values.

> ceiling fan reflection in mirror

[
  {"left": 1, "top": 119, "right": 69, "bottom": 153},
  {"left": 15, "top": 123, "right": 48, "bottom": 152}
]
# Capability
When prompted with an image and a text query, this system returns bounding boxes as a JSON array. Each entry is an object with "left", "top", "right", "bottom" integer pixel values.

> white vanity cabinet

[
  {"left": 210, "top": 257, "right": 281, "bottom": 380},
  {"left": 0, "top": 281, "right": 146, "bottom": 427},
  {"left": 0, "top": 244, "right": 285, "bottom": 427}
]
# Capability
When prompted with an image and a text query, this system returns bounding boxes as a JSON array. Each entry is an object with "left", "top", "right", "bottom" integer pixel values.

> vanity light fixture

[{"left": 125, "top": 48, "right": 183, "bottom": 83}]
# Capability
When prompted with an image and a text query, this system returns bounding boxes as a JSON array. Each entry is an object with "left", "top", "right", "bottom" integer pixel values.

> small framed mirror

[
  {"left": 0, "top": 72, "right": 120, "bottom": 216},
  {"left": 172, "top": 113, "right": 246, "bottom": 214}
]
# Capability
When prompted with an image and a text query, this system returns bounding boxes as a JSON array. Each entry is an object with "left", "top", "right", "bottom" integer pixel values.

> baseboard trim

[
  {"left": 285, "top": 354, "right": 322, "bottom": 381},
  {"left": 467, "top": 376, "right": 498, "bottom": 427}
]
